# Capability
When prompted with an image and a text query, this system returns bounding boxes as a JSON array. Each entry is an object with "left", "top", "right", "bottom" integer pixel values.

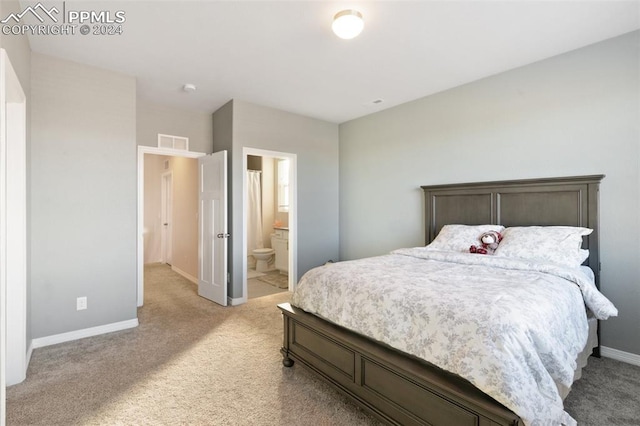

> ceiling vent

[{"left": 158, "top": 133, "right": 189, "bottom": 151}]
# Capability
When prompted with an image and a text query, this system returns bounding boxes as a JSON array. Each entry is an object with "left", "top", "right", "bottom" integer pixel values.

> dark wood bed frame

[{"left": 279, "top": 175, "right": 604, "bottom": 426}]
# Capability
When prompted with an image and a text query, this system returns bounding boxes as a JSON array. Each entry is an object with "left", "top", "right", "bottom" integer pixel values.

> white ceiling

[{"left": 25, "top": 1, "right": 640, "bottom": 123}]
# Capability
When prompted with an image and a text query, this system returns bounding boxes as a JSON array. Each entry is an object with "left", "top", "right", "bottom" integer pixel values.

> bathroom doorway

[{"left": 243, "top": 148, "right": 297, "bottom": 300}]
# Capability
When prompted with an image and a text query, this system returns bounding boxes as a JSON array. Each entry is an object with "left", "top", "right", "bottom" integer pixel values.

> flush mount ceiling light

[
  {"left": 332, "top": 9, "right": 364, "bottom": 39},
  {"left": 183, "top": 83, "right": 196, "bottom": 92}
]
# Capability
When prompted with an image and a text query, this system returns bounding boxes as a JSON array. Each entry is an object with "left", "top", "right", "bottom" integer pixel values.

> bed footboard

[{"left": 279, "top": 303, "right": 522, "bottom": 426}]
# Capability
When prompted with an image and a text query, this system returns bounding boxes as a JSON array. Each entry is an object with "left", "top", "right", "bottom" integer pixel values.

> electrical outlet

[{"left": 77, "top": 296, "right": 87, "bottom": 311}]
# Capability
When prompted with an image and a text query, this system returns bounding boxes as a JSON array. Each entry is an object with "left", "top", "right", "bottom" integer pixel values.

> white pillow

[
  {"left": 494, "top": 226, "right": 592, "bottom": 267},
  {"left": 425, "top": 224, "right": 505, "bottom": 253}
]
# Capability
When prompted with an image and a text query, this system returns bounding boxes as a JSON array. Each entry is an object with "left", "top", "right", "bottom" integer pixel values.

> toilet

[{"left": 252, "top": 248, "right": 275, "bottom": 272}]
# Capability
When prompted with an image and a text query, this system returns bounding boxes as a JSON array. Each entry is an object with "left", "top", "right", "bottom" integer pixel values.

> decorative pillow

[
  {"left": 425, "top": 224, "right": 505, "bottom": 253},
  {"left": 493, "top": 226, "right": 592, "bottom": 267}
]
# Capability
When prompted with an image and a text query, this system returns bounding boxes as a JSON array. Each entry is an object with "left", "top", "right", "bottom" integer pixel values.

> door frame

[
  {"left": 160, "top": 171, "right": 173, "bottom": 265},
  {"left": 242, "top": 147, "right": 297, "bottom": 302},
  {"left": 1, "top": 49, "right": 27, "bottom": 397},
  {"left": 137, "top": 146, "right": 205, "bottom": 307}
]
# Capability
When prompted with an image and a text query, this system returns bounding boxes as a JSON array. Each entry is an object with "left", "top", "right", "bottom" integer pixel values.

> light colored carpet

[
  {"left": 7, "top": 263, "right": 640, "bottom": 425},
  {"left": 564, "top": 356, "right": 640, "bottom": 425},
  {"left": 7, "top": 264, "right": 379, "bottom": 426}
]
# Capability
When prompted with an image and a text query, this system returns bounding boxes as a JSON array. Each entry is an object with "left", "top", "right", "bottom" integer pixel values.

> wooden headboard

[{"left": 421, "top": 175, "right": 604, "bottom": 288}]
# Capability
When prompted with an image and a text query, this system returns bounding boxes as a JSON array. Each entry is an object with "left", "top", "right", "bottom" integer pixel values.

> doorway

[
  {"left": 137, "top": 146, "right": 205, "bottom": 307},
  {"left": 242, "top": 148, "right": 297, "bottom": 301}
]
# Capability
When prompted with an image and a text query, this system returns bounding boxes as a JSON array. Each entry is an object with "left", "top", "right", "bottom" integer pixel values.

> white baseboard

[
  {"left": 601, "top": 346, "right": 640, "bottom": 367},
  {"left": 26, "top": 340, "right": 33, "bottom": 366},
  {"left": 171, "top": 265, "right": 198, "bottom": 284},
  {"left": 227, "top": 296, "right": 246, "bottom": 306},
  {"left": 32, "top": 318, "right": 139, "bottom": 349}
]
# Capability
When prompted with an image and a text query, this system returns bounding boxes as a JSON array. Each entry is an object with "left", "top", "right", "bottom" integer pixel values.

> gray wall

[
  {"left": 213, "top": 100, "right": 339, "bottom": 299},
  {"left": 137, "top": 99, "right": 213, "bottom": 153},
  {"left": 30, "top": 53, "right": 137, "bottom": 338},
  {"left": 339, "top": 31, "right": 640, "bottom": 355}
]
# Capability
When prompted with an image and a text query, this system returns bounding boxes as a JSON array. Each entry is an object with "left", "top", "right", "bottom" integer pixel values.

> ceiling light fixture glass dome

[{"left": 332, "top": 10, "right": 364, "bottom": 40}]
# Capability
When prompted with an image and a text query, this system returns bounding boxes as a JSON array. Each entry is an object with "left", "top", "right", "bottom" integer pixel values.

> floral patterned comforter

[{"left": 291, "top": 248, "right": 618, "bottom": 426}]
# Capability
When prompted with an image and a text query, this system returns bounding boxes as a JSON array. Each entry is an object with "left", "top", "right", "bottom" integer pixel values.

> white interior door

[
  {"left": 161, "top": 172, "right": 173, "bottom": 265},
  {"left": 198, "top": 151, "right": 228, "bottom": 305}
]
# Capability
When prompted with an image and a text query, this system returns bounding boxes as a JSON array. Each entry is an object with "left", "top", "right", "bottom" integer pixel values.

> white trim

[
  {"left": 242, "top": 148, "right": 298, "bottom": 305},
  {"left": 31, "top": 319, "right": 139, "bottom": 349},
  {"left": 171, "top": 265, "right": 198, "bottom": 285},
  {"left": 26, "top": 341, "right": 33, "bottom": 367},
  {"left": 601, "top": 346, "right": 640, "bottom": 367},
  {"left": 1, "top": 49, "right": 28, "bottom": 392},
  {"left": 227, "top": 296, "right": 246, "bottom": 306},
  {"left": 0, "top": 49, "right": 7, "bottom": 422},
  {"left": 137, "top": 146, "right": 206, "bottom": 307}
]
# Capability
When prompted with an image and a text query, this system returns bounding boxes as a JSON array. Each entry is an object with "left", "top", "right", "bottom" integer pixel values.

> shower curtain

[{"left": 247, "top": 171, "right": 264, "bottom": 266}]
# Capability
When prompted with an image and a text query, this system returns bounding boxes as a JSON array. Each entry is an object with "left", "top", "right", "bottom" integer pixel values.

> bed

[{"left": 278, "top": 175, "right": 615, "bottom": 426}]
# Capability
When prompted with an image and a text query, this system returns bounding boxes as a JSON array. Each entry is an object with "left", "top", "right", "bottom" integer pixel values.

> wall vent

[{"left": 158, "top": 133, "right": 189, "bottom": 151}]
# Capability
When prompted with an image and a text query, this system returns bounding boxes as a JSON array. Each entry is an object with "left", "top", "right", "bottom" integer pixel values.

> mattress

[{"left": 292, "top": 248, "right": 617, "bottom": 426}]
